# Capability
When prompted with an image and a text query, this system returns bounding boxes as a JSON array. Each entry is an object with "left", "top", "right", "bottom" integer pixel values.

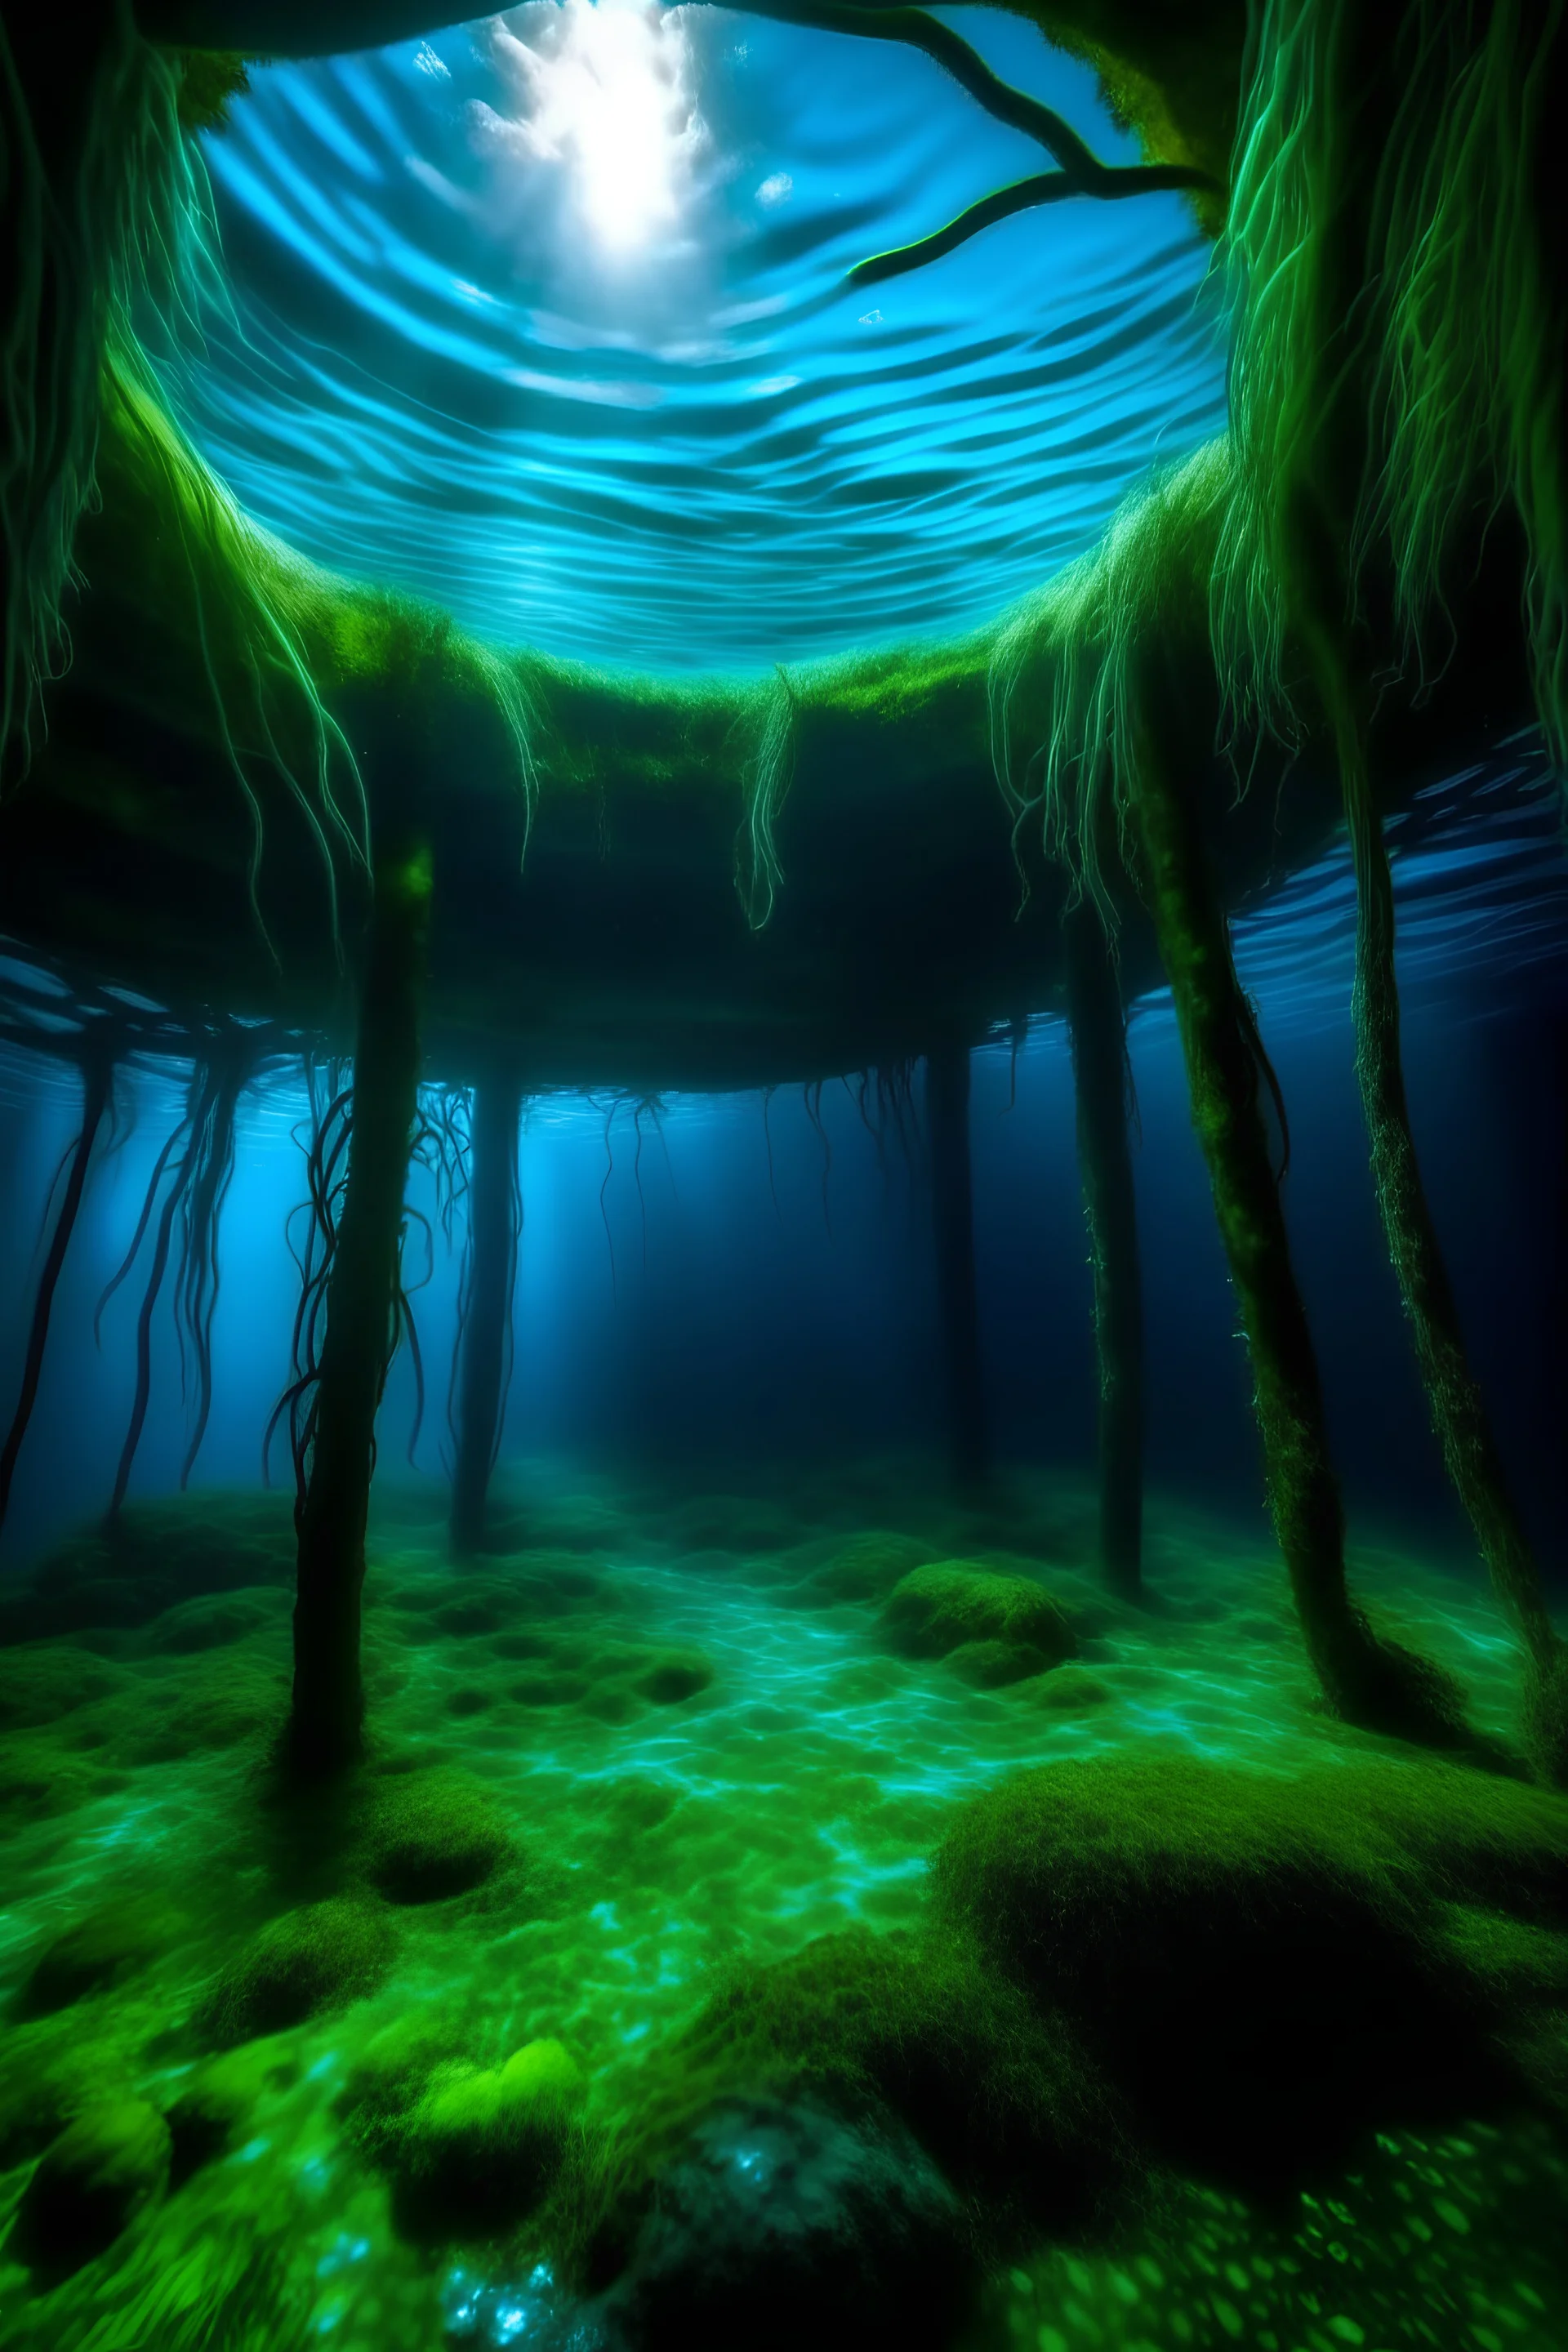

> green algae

[
  {"left": 881, "top": 1561, "right": 1080, "bottom": 1682},
  {"left": 356, "top": 1771, "right": 515, "bottom": 1907},
  {"left": 2, "top": 1475, "right": 1566, "bottom": 2347},
  {"left": 194, "top": 1900, "right": 398, "bottom": 2051},
  {"left": 933, "top": 1751, "right": 1568, "bottom": 2185},
  {"left": 355, "top": 2038, "right": 589, "bottom": 2244}
]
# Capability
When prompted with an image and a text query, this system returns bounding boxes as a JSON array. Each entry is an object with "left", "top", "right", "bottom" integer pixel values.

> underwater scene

[{"left": 2, "top": 4, "right": 1567, "bottom": 2350}]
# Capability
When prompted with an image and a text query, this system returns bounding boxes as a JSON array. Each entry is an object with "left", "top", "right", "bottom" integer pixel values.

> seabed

[{"left": 2, "top": 1471, "right": 1566, "bottom": 2352}]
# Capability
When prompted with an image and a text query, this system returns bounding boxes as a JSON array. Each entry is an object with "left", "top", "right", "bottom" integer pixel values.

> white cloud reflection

[{"left": 474, "top": 0, "right": 708, "bottom": 256}]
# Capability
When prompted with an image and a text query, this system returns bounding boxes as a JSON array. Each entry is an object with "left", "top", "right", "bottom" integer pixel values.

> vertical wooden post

[
  {"left": 450, "top": 1070, "right": 523, "bottom": 1559},
  {"left": 290, "top": 842, "right": 430, "bottom": 1779},
  {"left": 926, "top": 1039, "right": 989, "bottom": 1492},
  {"left": 1064, "top": 903, "right": 1144, "bottom": 1596}
]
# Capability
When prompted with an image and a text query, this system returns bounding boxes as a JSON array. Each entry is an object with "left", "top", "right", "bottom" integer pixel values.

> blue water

[
  {"left": 2, "top": 746, "right": 1562, "bottom": 1572},
  {"left": 165, "top": 4, "right": 1226, "bottom": 667}
]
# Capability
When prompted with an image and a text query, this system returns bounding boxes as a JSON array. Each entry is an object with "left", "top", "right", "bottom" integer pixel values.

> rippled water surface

[{"left": 167, "top": 3, "right": 1226, "bottom": 669}]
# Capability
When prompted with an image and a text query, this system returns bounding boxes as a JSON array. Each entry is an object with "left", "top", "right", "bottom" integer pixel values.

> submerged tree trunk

[
  {"left": 1063, "top": 902, "right": 1144, "bottom": 1597},
  {"left": 291, "top": 843, "right": 430, "bottom": 1779},
  {"left": 0, "top": 1051, "right": 112, "bottom": 1533},
  {"left": 1129, "top": 688, "right": 1464, "bottom": 1745},
  {"left": 926, "top": 1039, "right": 988, "bottom": 1493},
  {"left": 449, "top": 1071, "right": 523, "bottom": 1560},
  {"left": 1310, "top": 639, "right": 1568, "bottom": 1782}
]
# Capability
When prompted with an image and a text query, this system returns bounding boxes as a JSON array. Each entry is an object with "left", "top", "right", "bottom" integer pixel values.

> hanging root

[
  {"left": 735, "top": 665, "right": 798, "bottom": 930},
  {"left": 987, "top": 443, "right": 1230, "bottom": 923},
  {"left": 108, "top": 1096, "right": 193, "bottom": 1520},
  {"left": 1215, "top": 0, "right": 1568, "bottom": 759},
  {"left": 0, "top": 6, "right": 197, "bottom": 784},
  {"left": 100, "top": 350, "right": 370, "bottom": 961},
  {"left": 0, "top": 1045, "right": 116, "bottom": 1531},
  {"left": 265, "top": 1066, "right": 354, "bottom": 1523},
  {"left": 804, "top": 1079, "right": 833, "bottom": 1239},
  {"left": 176, "top": 1030, "right": 256, "bottom": 1486}
]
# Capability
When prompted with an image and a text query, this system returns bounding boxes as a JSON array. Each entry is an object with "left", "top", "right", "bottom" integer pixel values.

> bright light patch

[{"left": 480, "top": 0, "right": 706, "bottom": 255}]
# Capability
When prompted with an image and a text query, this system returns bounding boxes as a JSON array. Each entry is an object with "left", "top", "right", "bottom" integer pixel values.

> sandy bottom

[{"left": 0, "top": 1460, "right": 1564, "bottom": 2352}]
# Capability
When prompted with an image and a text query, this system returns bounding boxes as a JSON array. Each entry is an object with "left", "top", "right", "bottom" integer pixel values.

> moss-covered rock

[
  {"left": 359, "top": 1769, "right": 514, "bottom": 1904},
  {"left": 932, "top": 1753, "right": 1568, "bottom": 2184},
  {"left": 12, "top": 2100, "right": 171, "bottom": 2274},
  {"left": 600, "top": 2097, "right": 972, "bottom": 2352},
  {"left": 16, "top": 1894, "right": 181, "bottom": 2017},
  {"left": 345, "top": 2030, "right": 586, "bottom": 2241},
  {"left": 196, "top": 1899, "right": 396, "bottom": 2048},
  {"left": 881, "top": 1564, "right": 1077, "bottom": 1681},
  {"left": 337, "top": 2011, "right": 470, "bottom": 2161},
  {"left": 586, "top": 1926, "right": 1117, "bottom": 2284},
  {"left": 1028, "top": 1665, "right": 1114, "bottom": 1713}
]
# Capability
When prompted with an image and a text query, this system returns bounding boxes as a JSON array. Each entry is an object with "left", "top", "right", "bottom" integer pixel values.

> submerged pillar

[
  {"left": 449, "top": 1071, "right": 523, "bottom": 1560},
  {"left": 291, "top": 841, "right": 430, "bottom": 1779},
  {"left": 1063, "top": 903, "right": 1144, "bottom": 1597},
  {"left": 926, "top": 1040, "right": 988, "bottom": 1493},
  {"left": 1128, "top": 679, "right": 1463, "bottom": 1744},
  {"left": 1312, "top": 643, "right": 1568, "bottom": 1782},
  {"left": 0, "top": 1049, "right": 113, "bottom": 1535}
]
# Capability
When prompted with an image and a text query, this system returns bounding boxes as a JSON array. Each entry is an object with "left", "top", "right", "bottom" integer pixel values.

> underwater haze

[{"left": 4, "top": 7, "right": 1568, "bottom": 2352}]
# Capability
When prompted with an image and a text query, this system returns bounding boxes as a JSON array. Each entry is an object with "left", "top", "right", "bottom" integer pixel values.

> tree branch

[
  {"left": 850, "top": 160, "right": 1224, "bottom": 285},
  {"left": 730, "top": 1, "right": 1220, "bottom": 194}
]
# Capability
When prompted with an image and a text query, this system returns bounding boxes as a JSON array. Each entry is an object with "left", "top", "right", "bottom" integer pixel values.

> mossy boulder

[
  {"left": 17, "top": 1894, "right": 180, "bottom": 2017},
  {"left": 600, "top": 2098, "right": 971, "bottom": 2352},
  {"left": 196, "top": 1899, "right": 396, "bottom": 2048},
  {"left": 932, "top": 1753, "right": 1568, "bottom": 2185},
  {"left": 348, "top": 2034, "right": 586, "bottom": 2240},
  {"left": 359, "top": 1770, "right": 515, "bottom": 1904},
  {"left": 337, "top": 2011, "right": 470, "bottom": 2160},
  {"left": 12, "top": 2100, "right": 171, "bottom": 2274},
  {"left": 587, "top": 1926, "right": 1116, "bottom": 2283},
  {"left": 880, "top": 1564, "right": 1077, "bottom": 1682},
  {"left": 1029, "top": 1666, "right": 1114, "bottom": 1714}
]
